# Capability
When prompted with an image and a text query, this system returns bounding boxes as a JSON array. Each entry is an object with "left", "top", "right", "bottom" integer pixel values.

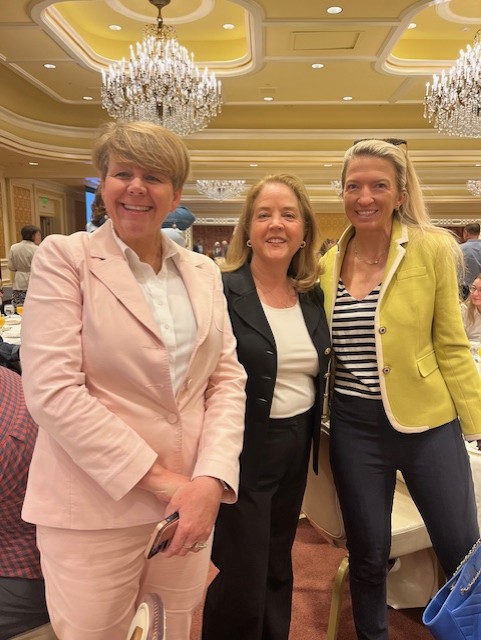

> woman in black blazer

[{"left": 202, "top": 174, "right": 331, "bottom": 640}]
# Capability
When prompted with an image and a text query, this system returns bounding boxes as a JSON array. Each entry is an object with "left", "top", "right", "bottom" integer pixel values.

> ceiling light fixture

[
  {"left": 196, "top": 180, "right": 246, "bottom": 201},
  {"left": 467, "top": 180, "right": 481, "bottom": 196},
  {"left": 44, "top": 63, "right": 56, "bottom": 69},
  {"left": 223, "top": 23, "right": 235, "bottom": 30},
  {"left": 109, "top": 24, "right": 122, "bottom": 31},
  {"left": 327, "top": 6, "right": 343, "bottom": 15},
  {"left": 424, "top": 31, "right": 481, "bottom": 138},
  {"left": 312, "top": 63, "right": 324, "bottom": 69},
  {"left": 101, "top": 0, "right": 222, "bottom": 136}
]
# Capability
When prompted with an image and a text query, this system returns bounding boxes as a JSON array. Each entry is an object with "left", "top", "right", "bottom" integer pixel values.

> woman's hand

[
  {"left": 136, "top": 462, "right": 189, "bottom": 503},
  {"left": 162, "top": 476, "right": 224, "bottom": 558}
]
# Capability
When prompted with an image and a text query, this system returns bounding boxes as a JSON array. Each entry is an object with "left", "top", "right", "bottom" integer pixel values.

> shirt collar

[{"left": 111, "top": 226, "right": 177, "bottom": 274}]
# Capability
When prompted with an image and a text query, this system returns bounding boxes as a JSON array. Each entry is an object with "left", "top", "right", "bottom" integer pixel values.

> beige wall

[{"left": 0, "top": 176, "right": 85, "bottom": 286}]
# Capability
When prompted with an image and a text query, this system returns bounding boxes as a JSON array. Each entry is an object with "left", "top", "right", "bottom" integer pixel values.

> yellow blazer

[{"left": 320, "top": 218, "right": 481, "bottom": 439}]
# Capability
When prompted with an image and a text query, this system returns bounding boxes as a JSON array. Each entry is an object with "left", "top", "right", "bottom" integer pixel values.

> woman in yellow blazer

[
  {"left": 20, "top": 121, "right": 246, "bottom": 640},
  {"left": 319, "top": 138, "right": 481, "bottom": 640}
]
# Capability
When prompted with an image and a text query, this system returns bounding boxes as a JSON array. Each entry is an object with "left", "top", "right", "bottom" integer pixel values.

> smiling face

[
  {"left": 343, "top": 155, "right": 405, "bottom": 235},
  {"left": 248, "top": 182, "right": 305, "bottom": 270},
  {"left": 101, "top": 157, "right": 182, "bottom": 249}
]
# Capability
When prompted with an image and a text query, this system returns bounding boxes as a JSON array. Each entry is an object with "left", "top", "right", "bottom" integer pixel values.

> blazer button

[
  {"left": 324, "top": 347, "right": 332, "bottom": 355},
  {"left": 167, "top": 413, "right": 178, "bottom": 424},
  {"left": 382, "top": 366, "right": 391, "bottom": 374},
  {"left": 379, "top": 326, "right": 387, "bottom": 334}
]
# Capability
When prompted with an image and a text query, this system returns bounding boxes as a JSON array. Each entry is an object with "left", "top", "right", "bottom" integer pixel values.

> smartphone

[{"left": 145, "top": 512, "right": 180, "bottom": 559}]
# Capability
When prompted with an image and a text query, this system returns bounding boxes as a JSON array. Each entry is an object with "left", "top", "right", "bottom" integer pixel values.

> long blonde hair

[
  {"left": 223, "top": 174, "right": 321, "bottom": 292},
  {"left": 341, "top": 139, "right": 462, "bottom": 268}
]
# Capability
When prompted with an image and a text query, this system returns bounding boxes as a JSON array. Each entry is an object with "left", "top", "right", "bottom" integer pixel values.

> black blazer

[{"left": 223, "top": 263, "right": 331, "bottom": 490}]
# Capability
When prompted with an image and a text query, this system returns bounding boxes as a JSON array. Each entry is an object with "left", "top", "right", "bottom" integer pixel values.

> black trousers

[
  {"left": 330, "top": 392, "right": 479, "bottom": 640},
  {"left": 202, "top": 409, "right": 313, "bottom": 640},
  {"left": 0, "top": 577, "right": 49, "bottom": 640}
]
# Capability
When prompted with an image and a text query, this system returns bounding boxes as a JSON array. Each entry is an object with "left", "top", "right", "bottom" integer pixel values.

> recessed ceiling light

[
  {"left": 83, "top": 96, "right": 93, "bottom": 101},
  {"left": 263, "top": 96, "right": 274, "bottom": 102},
  {"left": 249, "top": 163, "right": 258, "bottom": 167},
  {"left": 476, "top": 163, "right": 481, "bottom": 167},
  {"left": 343, "top": 96, "right": 353, "bottom": 101},
  {"left": 44, "top": 63, "right": 56, "bottom": 69},
  {"left": 312, "top": 63, "right": 324, "bottom": 69},
  {"left": 223, "top": 23, "right": 235, "bottom": 30},
  {"left": 327, "top": 6, "right": 343, "bottom": 15},
  {"left": 408, "top": 23, "right": 417, "bottom": 30},
  {"left": 324, "top": 163, "right": 333, "bottom": 167},
  {"left": 29, "top": 162, "right": 39, "bottom": 166},
  {"left": 109, "top": 24, "right": 122, "bottom": 31}
]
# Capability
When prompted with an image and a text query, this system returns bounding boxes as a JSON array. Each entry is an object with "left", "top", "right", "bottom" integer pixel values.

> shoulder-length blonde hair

[
  {"left": 223, "top": 173, "right": 321, "bottom": 292},
  {"left": 465, "top": 274, "right": 481, "bottom": 327}
]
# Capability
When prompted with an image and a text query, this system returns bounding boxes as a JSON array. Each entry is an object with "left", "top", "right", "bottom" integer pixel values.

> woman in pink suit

[{"left": 20, "top": 121, "right": 246, "bottom": 640}]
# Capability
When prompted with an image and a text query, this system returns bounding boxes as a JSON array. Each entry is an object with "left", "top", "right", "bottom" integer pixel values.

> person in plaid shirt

[{"left": 0, "top": 367, "right": 54, "bottom": 639}]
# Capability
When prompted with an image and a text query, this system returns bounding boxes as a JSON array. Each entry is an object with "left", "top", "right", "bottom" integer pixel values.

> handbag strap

[{"left": 450, "top": 538, "right": 481, "bottom": 593}]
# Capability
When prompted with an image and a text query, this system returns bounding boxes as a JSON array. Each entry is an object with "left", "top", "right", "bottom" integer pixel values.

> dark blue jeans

[{"left": 330, "top": 392, "right": 479, "bottom": 640}]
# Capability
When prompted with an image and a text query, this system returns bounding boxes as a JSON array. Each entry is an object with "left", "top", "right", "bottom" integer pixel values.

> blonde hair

[
  {"left": 92, "top": 120, "right": 190, "bottom": 191},
  {"left": 341, "top": 139, "right": 462, "bottom": 267},
  {"left": 465, "top": 274, "right": 481, "bottom": 327},
  {"left": 223, "top": 174, "right": 321, "bottom": 292}
]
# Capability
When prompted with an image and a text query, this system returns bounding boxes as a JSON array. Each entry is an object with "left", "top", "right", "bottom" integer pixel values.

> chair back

[
  {"left": 302, "top": 426, "right": 345, "bottom": 546},
  {"left": 126, "top": 593, "right": 165, "bottom": 640}
]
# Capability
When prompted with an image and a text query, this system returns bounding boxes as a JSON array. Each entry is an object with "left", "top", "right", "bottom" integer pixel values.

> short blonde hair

[
  {"left": 92, "top": 120, "right": 190, "bottom": 191},
  {"left": 224, "top": 174, "right": 321, "bottom": 291}
]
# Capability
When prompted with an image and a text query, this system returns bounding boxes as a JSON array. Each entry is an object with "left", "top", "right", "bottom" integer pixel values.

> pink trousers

[{"left": 37, "top": 524, "right": 212, "bottom": 640}]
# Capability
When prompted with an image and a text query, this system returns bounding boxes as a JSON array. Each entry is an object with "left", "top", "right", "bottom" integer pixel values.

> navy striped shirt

[{"left": 332, "top": 280, "right": 382, "bottom": 399}]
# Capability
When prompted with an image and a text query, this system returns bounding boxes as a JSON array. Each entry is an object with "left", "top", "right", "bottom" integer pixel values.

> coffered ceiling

[{"left": 0, "top": 0, "right": 480, "bottom": 216}]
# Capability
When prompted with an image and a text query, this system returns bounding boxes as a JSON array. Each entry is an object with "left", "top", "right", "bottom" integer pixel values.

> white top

[
  {"left": 113, "top": 230, "right": 197, "bottom": 394},
  {"left": 7, "top": 240, "right": 38, "bottom": 291},
  {"left": 461, "top": 303, "right": 481, "bottom": 342},
  {"left": 261, "top": 300, "right": 318, "bottom": 419}
]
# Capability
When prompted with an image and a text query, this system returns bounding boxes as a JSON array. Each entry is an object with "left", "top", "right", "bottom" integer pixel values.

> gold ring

[{"left": 194, "top": 542, "right": 208, "bottom": 550}]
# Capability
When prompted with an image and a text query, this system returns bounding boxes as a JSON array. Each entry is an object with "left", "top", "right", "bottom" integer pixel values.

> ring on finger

[{"left": 194, "top": 541, "right": 208, "bottom": 550}]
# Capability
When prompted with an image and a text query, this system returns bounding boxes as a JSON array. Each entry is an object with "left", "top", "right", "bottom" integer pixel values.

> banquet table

[{"left": 0, "top": 314, "right": 22, "bottom": 344}]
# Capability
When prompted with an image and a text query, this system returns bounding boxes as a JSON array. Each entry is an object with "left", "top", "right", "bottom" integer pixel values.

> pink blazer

[{"left": 21, "top": 222, "right": 246, "bottom": 529}]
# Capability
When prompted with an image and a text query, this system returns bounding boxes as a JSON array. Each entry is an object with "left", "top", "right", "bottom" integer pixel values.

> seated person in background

[
  {"left": 461, "top": 274, "right": 481, "bottom": 342},
  {"left": 0, "top": 367, "right": 55, "bottom": 640},
  {"left": 85, "top": 187, "right": 108, "bottom": 232}
]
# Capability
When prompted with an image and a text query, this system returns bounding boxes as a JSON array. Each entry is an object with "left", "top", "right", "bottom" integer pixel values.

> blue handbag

[{"left": 422, "top": 539, "right": 481, "bottom": 639}]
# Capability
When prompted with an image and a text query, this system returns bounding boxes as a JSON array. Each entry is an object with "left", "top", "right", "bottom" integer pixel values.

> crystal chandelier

[
  {"left": 424, "top": 31, "right": 481, "bottom": 138},
  {"left": 196, "top": 180, "right": 247, "bottom": 201},
  {"left": 330, "top": 180, "right": 342, "bottom": 195},
  {"left": 101, "top": 0, "right": 222, "bottom": 136},
  {"left": 467, "top": 180, "right": 481, "bottom": 197}
]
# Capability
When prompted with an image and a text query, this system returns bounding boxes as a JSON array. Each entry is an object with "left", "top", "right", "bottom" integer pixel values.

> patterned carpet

[{"left": 191, "top": 518, "right": 433, "bottom": 639}]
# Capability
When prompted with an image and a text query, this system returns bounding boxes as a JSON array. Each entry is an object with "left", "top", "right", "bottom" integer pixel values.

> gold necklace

[
  {"left": 353, "top": 242, "right": 387, "bottom": 266},
  {"left": 254, "top": 278, "right": 297, "bottom": 308}
]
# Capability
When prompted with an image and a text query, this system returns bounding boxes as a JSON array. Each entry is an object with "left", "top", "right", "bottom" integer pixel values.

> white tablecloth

[{"left": 0, "top": 315, "right": 21, "bottom": 344}]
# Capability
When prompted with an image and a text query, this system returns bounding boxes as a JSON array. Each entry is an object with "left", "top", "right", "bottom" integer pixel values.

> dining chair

[
  {"left": 302, "top": 425, "right": 438, "bottom": 640},
  {"left": 126, "top": 593, "right": 165, "bottom": 640}
]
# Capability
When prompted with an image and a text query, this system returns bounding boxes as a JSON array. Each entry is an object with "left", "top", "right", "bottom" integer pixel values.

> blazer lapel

[
  {"left": 227, "top": 265, "right": 276, "bottom": 350},
  {"left": 88, "top": 223, "right": 162, "bottom": 339},
  {"left": 171, "top": 249, "right": 214, "bottom": 349}
]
